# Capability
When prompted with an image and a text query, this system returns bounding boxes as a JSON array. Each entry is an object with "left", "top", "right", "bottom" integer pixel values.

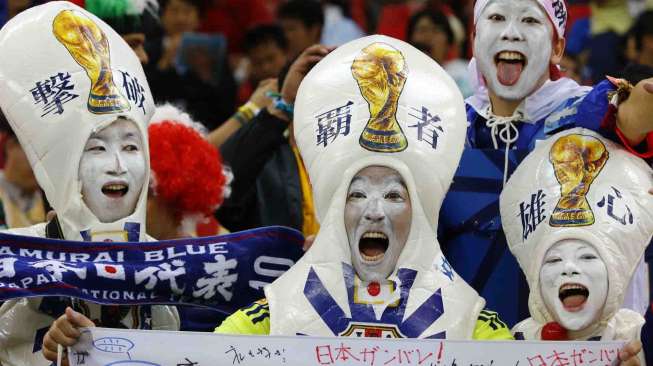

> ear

[{"left": 550, "top": 37, "right": 565, "bottom": 65}]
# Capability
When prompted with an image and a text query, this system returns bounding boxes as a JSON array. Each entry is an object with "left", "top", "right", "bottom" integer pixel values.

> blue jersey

[{"left": 439, "top": 80, "right": 616, "bottom": 326}]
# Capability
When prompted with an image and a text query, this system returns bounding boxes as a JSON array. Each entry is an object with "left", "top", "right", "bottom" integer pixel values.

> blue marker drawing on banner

[
  {"left": 105, "top": 361, "right": 161, "bottom": 366},
  {"left": 93, "top": 337, "right": 134, "bottom": 353}
]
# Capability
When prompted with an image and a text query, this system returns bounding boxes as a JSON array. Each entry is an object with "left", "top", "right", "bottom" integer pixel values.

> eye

[
  {"left": 384, "top": 191, "right": 404, "bottom": 201},
  {"left": 522, "top": 17, "right": 541, "bottom": 24},
  {"left": 580, "top": 253, "right": 597, "bottom": 260},
  {"left": 544, "top": 257, "right": 561, "bottom": 265},
  {"left": 86, "top": 145, "right": 105, "bottom": 152},
  {"left": 348, "top": 191, "right": 366, "bottom": 200},
  {"left": 124, "top": 144, "right": 139, "bottom": 152},
  {"left": 488, "top": 14, "right": 505, "bottom": 21}
]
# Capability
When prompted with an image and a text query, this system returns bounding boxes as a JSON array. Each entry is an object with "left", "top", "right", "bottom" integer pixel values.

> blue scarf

[{"left": 0, "top": 226, "right": 304, "bottom": 314}]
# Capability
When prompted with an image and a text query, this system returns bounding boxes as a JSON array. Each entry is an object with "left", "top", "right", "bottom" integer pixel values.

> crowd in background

[{"left": 2, "top": 0, "right": 653, "bottom": 132}]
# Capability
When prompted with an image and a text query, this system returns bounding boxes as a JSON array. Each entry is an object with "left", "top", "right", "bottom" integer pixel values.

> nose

[
  {"left": 363, "top": 198, "right": 385, "bottom": 223},
  {"left": 500, "top": 20, "right": 524, "bottom": 42},
  {"left": 108, "top": 152, "right": 127, "bottom": 176},
  {"left": 561, "top": 259, "right": 580, "bottom": 277}
]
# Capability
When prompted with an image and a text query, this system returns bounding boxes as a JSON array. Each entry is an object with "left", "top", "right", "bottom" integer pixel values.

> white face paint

[
  {"left": 474, "top": 0, "right": 553, "bottom": 101},
  {"left": 539, "top": 239, "right": 608, "bottom": 331},
  {"left": 344, "top": 166, "right": 412, "bottom": 282},
  {"left": 78, "top": 119, "right": 146, "bottom": 223}
]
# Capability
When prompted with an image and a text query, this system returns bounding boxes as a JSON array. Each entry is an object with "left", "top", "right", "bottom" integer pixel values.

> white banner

[{"left": 68, "top": 327, "right": 626, "bottom": 366}]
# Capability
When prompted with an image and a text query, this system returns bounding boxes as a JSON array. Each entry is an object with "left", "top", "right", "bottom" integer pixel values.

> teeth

[
  {"left": 497, "top": 51, "right": 524, "bottom": 61},
  {"left": 361, "top": 252, "right": 384, "bottom": 261},
  {"left": 559, "top": 284, "right": 586, "bottom": 292},
  {"left": 104, "top": 184, "right": 127, "bottom": 191},
  {"left": 362, "top": 232, "right": 388, "bottom": 240}
]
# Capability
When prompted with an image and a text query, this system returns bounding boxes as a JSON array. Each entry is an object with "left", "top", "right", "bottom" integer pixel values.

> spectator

[
  {"left": 197, "top": 0, "right": 275, "bottom": 55},
  {"left": 238, "top": 24, "right": 288, "bottom": 105},
  {"left": 147, "top": 104, "right": 230, "bottom": 240},
  {"left": 278, "top": 0, "right": 323, "bottom": 58},
  {"left": 146, "top": 0, "right": 236, "bottom": 130},
  {"left": 407, "top": 9, "right": 473, "bottom": 97},
  {"left": 0, "top": 111, "right": 46, "bottom": 230},
  {"left": 83, "top": 0, "right": 159, "bottom": 64},
  {"left": 147, "top": 104, "right": 231, "bottom": 332},
  {"left": 215, "top": 46, "right": 328, "bottom": 237},
  {"left": 320, "top": 0, "right": 365, "bottom": 47},
  {"left": 628, "top": 10, "right": 653, "bottom": 69}
]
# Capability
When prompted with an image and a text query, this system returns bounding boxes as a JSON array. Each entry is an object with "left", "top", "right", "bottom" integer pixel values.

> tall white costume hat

[
  {"left": 0, "top": 0, "right": 154, "bottom": 241},
  {"left": 0, "top": 4, "right": 177, "bottom": 366},
  {"left": 265, "top": 35, "right": 485, "bottom": 338},
  {"left": 500, "top": 128, "right": 653, "bottom": 349}
]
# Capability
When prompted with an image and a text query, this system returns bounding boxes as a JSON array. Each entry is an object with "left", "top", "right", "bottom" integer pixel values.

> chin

[{"left": 489, "top": 78, "right": 534, "bottom": 101}]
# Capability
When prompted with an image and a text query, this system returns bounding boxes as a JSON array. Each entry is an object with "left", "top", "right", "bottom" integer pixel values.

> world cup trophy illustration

[
  {"left": 352, "top": 42, "right": 408, "bottom": 152},
  {"left": 52, "top": 10, "right": 130, "bottom": 114},
  {"left": 549, "top": 134, "right": 608, "bottom": 226}
]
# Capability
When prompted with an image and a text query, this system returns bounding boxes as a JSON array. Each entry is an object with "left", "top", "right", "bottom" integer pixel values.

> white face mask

[
  {"left": 474, "top": 0, "right": 553, "bottom": 101},
  {"left": 344, "top": 166, "right": 412, "bottom": 283},
  {"left": 78, "top": 119, "right": 146, "bottom": 223},
  {"left": 539, "top": 239, "right": 608, "bottom": 331}
]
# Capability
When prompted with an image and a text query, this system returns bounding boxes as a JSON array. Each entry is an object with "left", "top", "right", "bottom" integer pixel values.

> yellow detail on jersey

[
  {"left": 214, "top": 299, "right": 270, "bottom": 335},
  {"left": 473, "top": 310, "right": 514, "bottom": 340},
  {"left": 216, "top": 301, "right": 513, "bottom": 341}
]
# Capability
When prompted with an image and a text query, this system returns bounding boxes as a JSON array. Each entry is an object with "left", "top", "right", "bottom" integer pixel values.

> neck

[
  {"left": 147, "top": 197, "right": 183, "bottom": 240},
  {"left": 488, "top": 90, "right": 523, "bottom": 117}
]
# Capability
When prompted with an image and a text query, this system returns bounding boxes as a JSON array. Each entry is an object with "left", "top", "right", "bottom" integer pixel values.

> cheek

[{"left": 344, "top": 204, "right": 362, "bottom": 234}]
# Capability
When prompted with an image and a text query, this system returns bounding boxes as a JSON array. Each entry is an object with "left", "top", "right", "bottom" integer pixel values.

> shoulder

[
  {"left": 214, "top": 299, "right": 270, "bottom": 335},
  {"left": 472, "top": 309, "right": 514, "bottom": 340},
  {"left": 2, "top": 223, "right": 46, "bottom": 237}
]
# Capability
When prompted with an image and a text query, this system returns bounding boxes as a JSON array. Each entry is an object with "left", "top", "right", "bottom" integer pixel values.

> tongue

[
  {"left": 562, "top": 294, "right": 587, "bottom": 310},
  {"left": 360, "top": 240, "right": 386, "bottom": 257},
  {"left": 497, "top": 61, "right": 523, "bottom": 86}
]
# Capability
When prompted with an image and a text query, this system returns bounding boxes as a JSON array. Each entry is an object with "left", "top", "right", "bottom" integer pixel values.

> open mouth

[
  {"left": 102, "top": 182, "right": 129, "bottom": 199},
  {"left": 558, "top": 283, "right": 589, "bottom": 312},
  {"left": 494, "top": 51, "right": 526, "bottom": 86},
  {"left": 359, "top": 232, "right": 389, "bottom": 263}
]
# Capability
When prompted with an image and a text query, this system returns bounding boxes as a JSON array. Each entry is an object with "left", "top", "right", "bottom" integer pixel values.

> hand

[
  {"left": 249, "top": 78, "right": 278, "bottom": 108},
  {"left": 616, "top": 77, "right": 653, "bottom": 146},
  {"left": 281, "top": 44, "right": 331, "bottom": 104},
  {"left": 618, "top": 340, "right": 642, "bottom": 365},
  {"left": 42, "top": 307, "right": 95, "bottom": 366}
]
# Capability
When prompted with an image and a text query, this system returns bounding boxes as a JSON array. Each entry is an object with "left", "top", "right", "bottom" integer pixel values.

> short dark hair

[
  {"left": 159, "top": 0, "right": 209, "bottom": 15},
  {"left": 630, "top": 10, "right": 653, "bottom": 52},
  {"left": 406, "top": 9, "right": 454, "bottom": 46},
  {"left": 244, "top": 24, "right": 288, "bottom": 53},
  {"left": 277, "top": 0, "right": 324, "bottom": 29}
]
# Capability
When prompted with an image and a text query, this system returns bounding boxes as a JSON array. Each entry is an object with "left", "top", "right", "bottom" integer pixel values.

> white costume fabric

[
  {"left": 500, "top": 128, "right": 652, "bottom": 363},
  {"left": 0, "top": 3, "right": 178, "bottom": 366},
  {"left": 265, "top": 35, "right": 484, "bottom": 339}
]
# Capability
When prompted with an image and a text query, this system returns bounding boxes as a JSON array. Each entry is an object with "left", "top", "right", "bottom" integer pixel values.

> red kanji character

[
  {"left": 360, "top": 346, "right": 381, "bottom": 365},
  {"left": 416, "top": 348, "right": 433, "bottom": 365},
  {"left": 547, "top": 350, "right": 570, "bottom": 366},
  {"left": 316, "top": 345, "right": 334, "bottom": 365},
  {"left": 335, "top": 343, "right": 361, "bottom": 362},
  {"left": 527, "top": 355, "right": 547, "bottom": 366},
  {"left": 570, "top": 349, "right": 585, "bottom": 366},
  {"left": 401, "top": 350, "right": 413, "bottom": 364},
  {"left": 599, "top": 348, "right": 615, "bottom": 365},
  {"left": 586, "top": 350, "right": 597, "bottom": 364}
]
